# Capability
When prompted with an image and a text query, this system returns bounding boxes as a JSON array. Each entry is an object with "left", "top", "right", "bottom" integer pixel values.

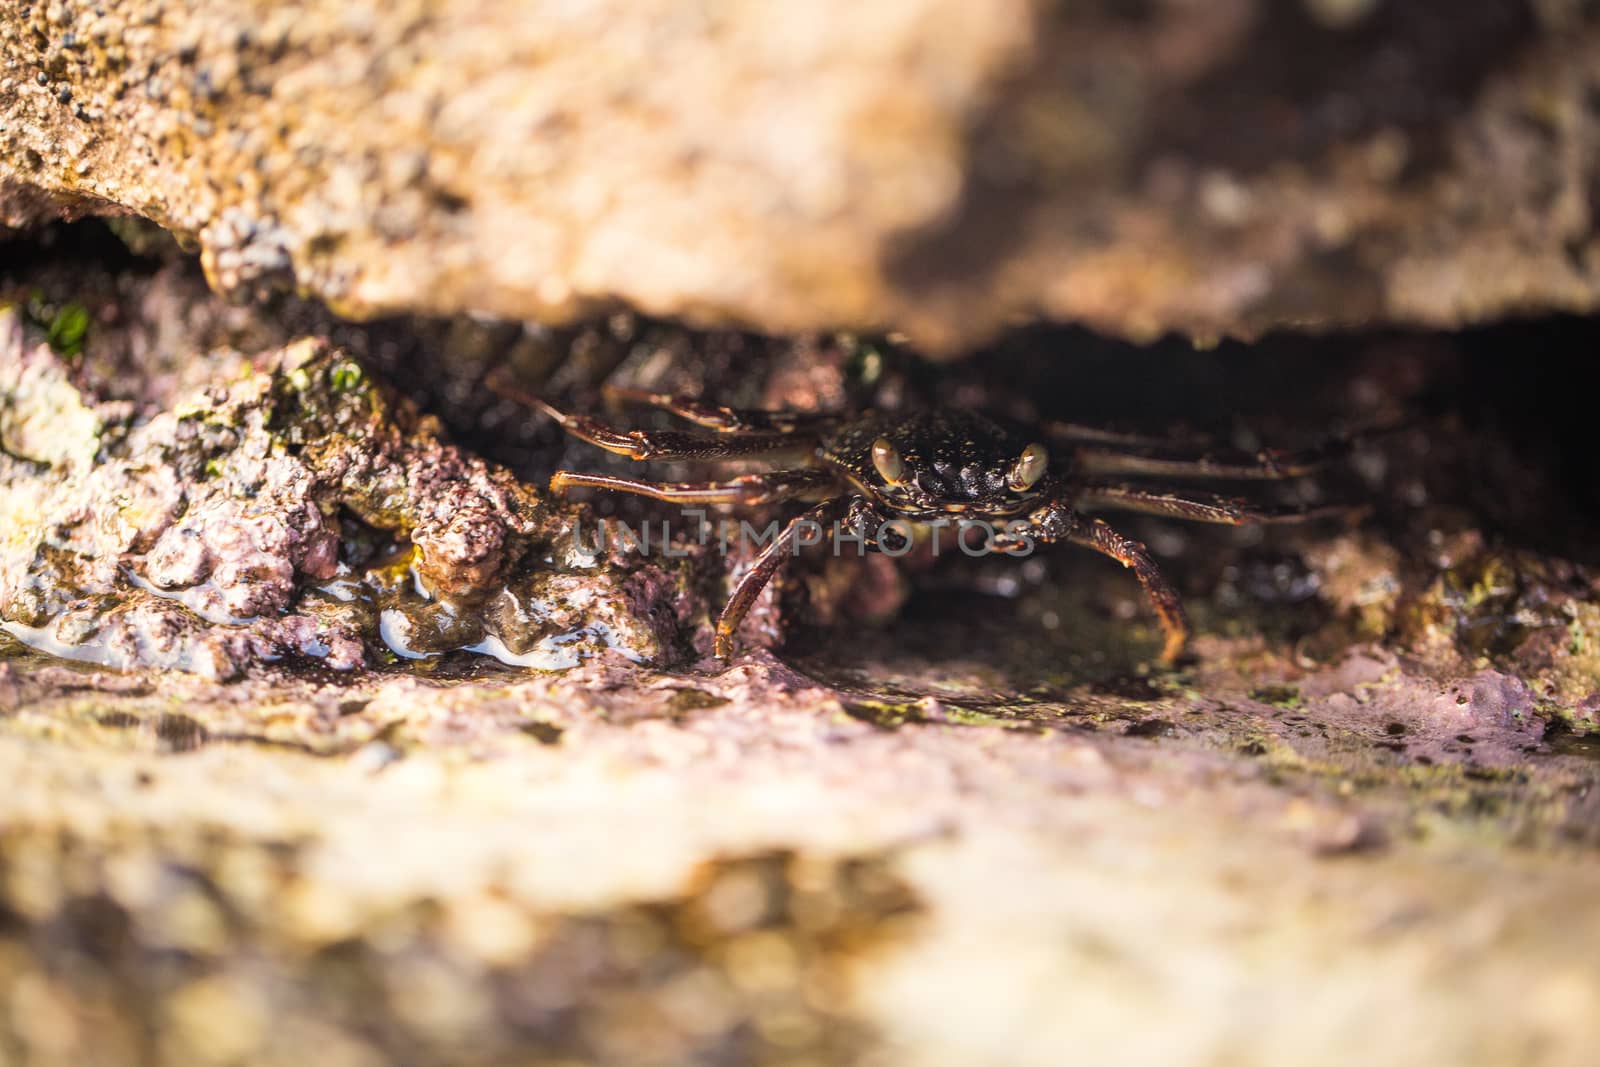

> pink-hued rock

[{"left": 0, "top": 311, "right": 703, "bottom": 678}]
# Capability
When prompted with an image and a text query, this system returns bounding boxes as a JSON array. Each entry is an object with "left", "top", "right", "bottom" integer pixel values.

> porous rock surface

[
  {"left": 0, "top": 299, "right": 701, "bottom": 680},
  {"left": 5, "top": 3, "right": 1600, "bottom": 1057},
  {"left": 2, "top": 264, "right": 1600, "bottom": 1063},
  {"left": 3, "top": 567, "right": 1600, "bottom": 1066},
  {"left": 3, "top": 1, "right": 1600, "bottom": 347}
]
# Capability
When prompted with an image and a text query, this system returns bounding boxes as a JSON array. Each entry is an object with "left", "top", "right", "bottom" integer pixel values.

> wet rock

[
  {"left": 1, "top": 2, "right": 1598, "bottom": 347},
  {"left": 0, "top": 306, "right": 704, "bottom": 678}
]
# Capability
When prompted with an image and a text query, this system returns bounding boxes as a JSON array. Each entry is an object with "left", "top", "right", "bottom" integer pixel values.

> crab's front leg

[
  {"left": 715, "top": 498, "right": 848, "bottom": 660},
  {"left": 993, "top": 493, "right": 1190, "bottom": 665}
]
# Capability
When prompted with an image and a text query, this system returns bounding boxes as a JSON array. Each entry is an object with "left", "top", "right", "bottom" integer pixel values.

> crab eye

[
  {"left": 871, "top": 437, "right": 904, "bottom": 484},
  {"left": 1010, "top": 443, "right": 1048, "bottom": 490}
]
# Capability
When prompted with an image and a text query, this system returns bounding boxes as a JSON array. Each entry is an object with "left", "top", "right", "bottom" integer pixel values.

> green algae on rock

[{"left": 0, "top": 310, "right": 704, "bottom": 678}]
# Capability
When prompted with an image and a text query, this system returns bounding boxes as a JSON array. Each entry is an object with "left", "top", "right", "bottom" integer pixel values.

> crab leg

[
  {"left": 1073, "top": 437, "right": 1349, "bottom": 480},
  {"left": 550, "top": 468, "right": 837, "bottom": 506},
  {"left": 601, "top": 385, "right": 842, "bottom": 435},
  {"left": 715, "top": 498, "right": 845, "bottom": 659},
  {"left": 492, "top": 375, "right": 809, "bottom": 460},
  {"left": 1072, "top": 517, "right": 1190, "bottom": 664},
  {"left": 1044, "top": 421, "right": 1200, "bottom": 448},
  {"left": 994, "top": 502, "right": 1189, "bottom": 664},
  {"left": 550, "top": 412, "right": 797, "bottom": 461},
  {"left": 1076, "top": 484, "right": 1364, "bottom": 524}
]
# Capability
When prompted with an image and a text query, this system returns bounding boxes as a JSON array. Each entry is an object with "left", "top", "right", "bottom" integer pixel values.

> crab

[{"left": 493, "top": 376, "right": 1353, "bottom": 663}]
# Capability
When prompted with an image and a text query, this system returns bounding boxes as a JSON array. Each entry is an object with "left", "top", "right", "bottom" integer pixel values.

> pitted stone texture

[
  {"left": 4, "top": 1, "right": 1599, "bottom": 348},
  {"left": 0, "top": 313, "right": 698, "bottom": 679}
]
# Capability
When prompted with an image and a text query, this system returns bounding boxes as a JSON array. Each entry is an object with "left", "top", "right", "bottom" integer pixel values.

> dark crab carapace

[{"left": 493, "top": 376, "right": 1354, "bottom": 662}]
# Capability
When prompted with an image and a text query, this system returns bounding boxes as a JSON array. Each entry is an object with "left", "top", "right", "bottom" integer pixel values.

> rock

[
  {"left": 8, "top": 5, "right": 1600, "bottom": 1062},
  {"left": 2, "top": 615, "right": 1600, "bottom": 1067},
  {"left": 0, "top": 301, "right": 706, "bottom": 678},
  {"left": 2, "top": 225, "right": 1600, "bottom": 1067},
  {"left": 2, "top": 1, "right": 1598, "bottom": 348}
]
